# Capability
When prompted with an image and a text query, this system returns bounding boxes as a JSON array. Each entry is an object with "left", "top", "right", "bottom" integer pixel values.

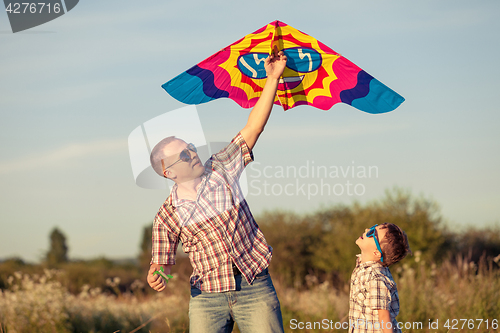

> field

[
  {"left": 1, "top": 256, "right": 499, "bottom": 333},
  {"left": 1, "top": 191, "right": 499, "bottom": 332}
]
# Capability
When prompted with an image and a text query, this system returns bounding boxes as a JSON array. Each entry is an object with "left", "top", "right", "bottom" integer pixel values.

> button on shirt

[
  {"left": 151, "top": 133, "right": 272, "bottom": 292},
  {"left": 349, "top": 255, "right": 401, "bottom": 333}
]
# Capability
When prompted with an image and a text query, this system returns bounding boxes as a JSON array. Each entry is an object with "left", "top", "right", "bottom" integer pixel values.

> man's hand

[
  {"left": 147, "top": 264, "right": 172, "bottom": 292},
  {"left": 240, "top": 46, "right": 287, "bottom": 151},
  {"left": 265, "top": 46, "right": 287, "bottom": 80}
]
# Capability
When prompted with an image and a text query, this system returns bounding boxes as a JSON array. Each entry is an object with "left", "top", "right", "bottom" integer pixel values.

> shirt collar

[
  {"left": 356, "top": 254, "right": 383, "bottom": 269},
  {"left": 166, "top": 158, "right": 213, "bottom": 208},
  {"left": 169, "top": 173, "right": 210, "bottom": 208}
]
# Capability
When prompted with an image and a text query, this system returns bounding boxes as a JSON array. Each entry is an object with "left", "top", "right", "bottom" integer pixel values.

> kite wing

[{"left": 163, "top": 20, "right": 404, "bottom": 114}]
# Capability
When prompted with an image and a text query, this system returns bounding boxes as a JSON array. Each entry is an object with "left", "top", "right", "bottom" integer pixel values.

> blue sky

[{"left": 1, "top": 0, "right": 499, "bottom": 263}]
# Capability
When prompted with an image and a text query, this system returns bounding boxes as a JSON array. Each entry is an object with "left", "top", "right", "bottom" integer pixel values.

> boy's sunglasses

[
  {"left": 161, "top": 143, "right": 197, "bottom": 171},
  {"left": 366, "top": 224, "right": 384, "bottom": 263}
]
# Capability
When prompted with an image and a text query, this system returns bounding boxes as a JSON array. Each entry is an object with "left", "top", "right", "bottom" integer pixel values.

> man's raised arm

[{"left": 240, "top": 47, "right": 287, "bottom": 151}]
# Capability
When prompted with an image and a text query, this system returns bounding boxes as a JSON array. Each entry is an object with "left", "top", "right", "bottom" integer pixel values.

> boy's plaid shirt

[
  {"left": 151, "top": 132, "right": 272, "bottom": 292},
  {"left": 349, "top": 255, "right": 401, "bottom": 333}
]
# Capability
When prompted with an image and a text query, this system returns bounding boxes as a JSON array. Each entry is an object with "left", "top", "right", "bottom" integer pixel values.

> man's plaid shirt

[
  {"left": 349, "top": 255, "right": 401, "bottom": 333},
  {"left": 151, "top": 132, "right": 272, "bottom": 292}
]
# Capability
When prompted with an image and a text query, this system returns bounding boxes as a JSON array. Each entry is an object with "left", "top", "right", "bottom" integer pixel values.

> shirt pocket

[
  {"left": 204, "top": 181, "right": 234, "bottom": 215},
  {"left": 354, "top": 287, "right": 369, "bottom": 307}
]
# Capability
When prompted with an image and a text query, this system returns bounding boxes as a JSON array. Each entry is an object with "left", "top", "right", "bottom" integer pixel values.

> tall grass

[
  {"left": 396, "top": 254, "right": 500, "bottom": 333},
  {"left": 0, "top": 269, "right": 189, "bottom": 333},
  {"left": 1, "top": 256, "right": 499, "bottom": 332}
]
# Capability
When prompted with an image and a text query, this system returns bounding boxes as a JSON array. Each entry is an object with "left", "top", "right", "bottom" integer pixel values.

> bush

[{"left": 260, "top": 188, "right": 468, "bottom": 288}]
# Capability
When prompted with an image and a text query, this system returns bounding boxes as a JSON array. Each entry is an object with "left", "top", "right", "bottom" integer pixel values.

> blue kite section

[
  {"left": 162, "top": 66, "right": 229, "bottom": 105},
  {"left": 340, "top": 70, "right": 404, "bottom": 114},
  {"left": 237, "top": 53, "right": 268, "bottom": 79},
  {"left": 339, "top": 70, "right": 373, "bottom": 105},
  {"left": 283, "top": 47, "right": 322, "bottom": 73},
  {"left": 351, "top": 78, "right": 405, "bottom": 114}
]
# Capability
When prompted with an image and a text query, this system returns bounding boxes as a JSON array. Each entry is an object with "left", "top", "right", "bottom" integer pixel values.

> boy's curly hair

[{"left": 379, "top": 223, "right": 412, "bottom": 267}]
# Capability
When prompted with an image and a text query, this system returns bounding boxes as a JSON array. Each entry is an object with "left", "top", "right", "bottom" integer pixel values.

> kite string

[
  {"left": 275, "top": 90, "right": 284, "bottom": 110},
  {"left": 275, "top": 75, "right": 286, "bottom": 111}
]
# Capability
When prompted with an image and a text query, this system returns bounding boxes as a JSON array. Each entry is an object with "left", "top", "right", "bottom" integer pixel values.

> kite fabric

[{"left": 163, "top": 20, "right": 404, "bottom": 114}]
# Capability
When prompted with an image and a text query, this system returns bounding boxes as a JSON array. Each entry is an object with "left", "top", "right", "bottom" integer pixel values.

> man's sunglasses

[
  {"left": 366, "top": 224, "right": 384, "bottom": 263},
  {"left": 161, "top": 143, "right": 197, "bottom": 171}
]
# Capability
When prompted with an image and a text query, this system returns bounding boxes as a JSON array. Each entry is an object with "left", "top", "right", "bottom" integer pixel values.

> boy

[{"left": 349, "top": 223, "right": 411, "bottom": 333}]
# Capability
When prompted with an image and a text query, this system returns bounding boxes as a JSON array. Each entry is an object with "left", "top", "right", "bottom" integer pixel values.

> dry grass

[{"left": 1, "top": 257, "right": 499, "bottom": 332}]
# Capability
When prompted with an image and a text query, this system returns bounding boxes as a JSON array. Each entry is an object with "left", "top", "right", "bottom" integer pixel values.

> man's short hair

[
  {"left": 150, "top": 136, "right": 178, "bottom": 178},
  {"left": 379, "top": 223, "right": 412, "bottom": 267}
]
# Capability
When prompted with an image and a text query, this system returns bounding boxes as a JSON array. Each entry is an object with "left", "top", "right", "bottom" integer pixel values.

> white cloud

[{"left": 0, "top": 138, "right": 126, "bottom": 174}]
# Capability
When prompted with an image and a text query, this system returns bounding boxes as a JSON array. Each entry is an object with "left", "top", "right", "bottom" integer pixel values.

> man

[{"left": 147, "top": 47, "right": 287, "bottom": 333}]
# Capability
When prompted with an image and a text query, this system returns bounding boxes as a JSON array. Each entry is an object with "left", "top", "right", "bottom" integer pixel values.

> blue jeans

[{"left": 189, "top": 269, "right": 284, "bottom": 333}]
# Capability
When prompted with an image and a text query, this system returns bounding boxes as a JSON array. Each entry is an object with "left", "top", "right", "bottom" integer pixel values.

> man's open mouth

[{"left": 277, "top": 76, "right": 304, "bottom": 91}]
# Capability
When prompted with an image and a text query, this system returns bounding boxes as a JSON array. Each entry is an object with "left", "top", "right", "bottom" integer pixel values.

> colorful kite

[{"left": 163, "top": 20, "right": 404, "bottom": 113}]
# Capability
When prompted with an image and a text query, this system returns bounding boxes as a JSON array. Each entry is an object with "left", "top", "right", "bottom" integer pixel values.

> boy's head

[{"left": 356, "top": 223, "right": 411, "bottom": 267}]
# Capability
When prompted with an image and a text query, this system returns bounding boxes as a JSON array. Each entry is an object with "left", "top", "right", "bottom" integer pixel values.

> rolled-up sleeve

[
  {"left": 213, "top": 132, "right": 254, "bottom": 180},
  {"left": 232, "top": 132, "right": 254, "bottom": 167},
  {"left": 151, "top": 215, "right": 178, "bottom": 265}
]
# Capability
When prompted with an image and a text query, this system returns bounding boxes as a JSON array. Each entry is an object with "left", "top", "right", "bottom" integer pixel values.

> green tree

[
  {"left": 259, "top": 188, "right": 454, "bottom": 288},
  {"left": 259, "top": 211, "right": 323, "bottom": 288},
  {"left": 46, "top": 227, "right": 68, "bottom": 267},
  {"left": 311, "top": 188, "right": 451, "bottom": 281}
]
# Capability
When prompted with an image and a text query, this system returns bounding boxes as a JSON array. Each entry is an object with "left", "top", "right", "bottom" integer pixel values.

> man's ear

[
  {"left": 161, "top": 158, "right": 169, "bottom": 179},
  {"left": 374, "top": 250, "right": 382, "bottom": 260},
  {"left": 164, "top": 169, "right": 175, "bottom": 180}
]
